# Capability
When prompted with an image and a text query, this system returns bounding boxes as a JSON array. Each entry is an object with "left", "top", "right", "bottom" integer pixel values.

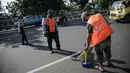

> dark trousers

[
  {"left": 21, "top": 31, "right": 28, "bottom": 44},
  {"left": 47, "top": 32, "right": 60, "bottom": 51},
  {"left": 94, "top": 36, "right": 111, "bottom": 67}
]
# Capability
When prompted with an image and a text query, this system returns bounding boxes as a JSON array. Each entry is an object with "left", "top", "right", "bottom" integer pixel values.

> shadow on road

[
  {"left": 54, "top": 49, "right": 76, "bottom": 56},
  {"left": 0, "top": 27, "right": 44, "bottom": 48},
  {"left": 11, "top": 44, "right": 20, "bottom": 48},
  {"left": 103, "top": 59, "right": 130, "bottom": 73},
  {"left": 111, "top": 59, "right": 126, "bottom": 64},
  {"left": 73, "top": 56, "right": 129, "bottom": 73},
  {"left": 103, "top": 70, "right": 119, "bottom": 73},
  {"left": 104, "top": 64, "right": 130, "bottom": 73},
  {"left": 28, "top": 44, "right": 49, "bottom": 51},
  {"left": 11, "top": 38, "right": 45, "bottom": 48},
  {"left": 27, "top": 44, "right": 76, "bottom": 56}
]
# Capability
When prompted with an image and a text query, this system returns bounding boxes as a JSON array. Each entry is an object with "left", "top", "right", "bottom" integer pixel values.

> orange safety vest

[
  {"left": 87, "top": 13, "right": 114, "bottom": 46},
  {"left": 44, "top": 18, "right": 55, "bottom": 32}
]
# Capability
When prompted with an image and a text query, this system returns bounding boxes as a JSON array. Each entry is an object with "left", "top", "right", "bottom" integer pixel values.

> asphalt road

[{"left": 0, "top": 18, "right": 130, "bottom": 73}]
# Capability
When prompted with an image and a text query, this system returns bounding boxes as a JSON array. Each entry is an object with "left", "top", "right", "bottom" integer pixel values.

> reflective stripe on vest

[
  {"left": 45, "top": 18, "right": 55, "bottom": 32},
  {"left": 87, "top": 13, "right": 114, "bottom": 46},
  {"left": 93, "top": 21, "right": 105, "bottom": 32}
]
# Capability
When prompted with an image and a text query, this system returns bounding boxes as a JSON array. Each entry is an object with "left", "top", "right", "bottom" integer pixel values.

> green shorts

[{"left": 94, "top": 36, "right": 111, "bottom": 63}]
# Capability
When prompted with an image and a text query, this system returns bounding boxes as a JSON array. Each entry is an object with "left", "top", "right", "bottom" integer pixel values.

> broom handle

[{"left": 84, "top": 50, "right": 87, "bottom": 63}]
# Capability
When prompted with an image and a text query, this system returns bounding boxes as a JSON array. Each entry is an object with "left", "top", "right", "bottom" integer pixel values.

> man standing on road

[
  {"left": 81, "top": 12, "right": 114, "bottom": 72},
  {"left": 18, "top": 16, "right": 29, "bottom": 45},
  {"left": 42, "top": 13, "right": 61, "bottom": 54}
]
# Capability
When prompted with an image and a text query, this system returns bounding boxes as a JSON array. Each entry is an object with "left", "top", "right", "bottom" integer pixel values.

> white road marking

[{"left": 26, "top": 51, "right": 81, "bottom": 73}]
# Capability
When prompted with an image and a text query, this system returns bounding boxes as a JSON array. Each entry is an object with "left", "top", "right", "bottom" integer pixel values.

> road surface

[{"left": 0, "top": 18, "right": 130, "bottom": 73}]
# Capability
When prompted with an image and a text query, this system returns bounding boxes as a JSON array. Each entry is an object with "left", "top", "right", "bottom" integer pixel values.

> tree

[
  {"left": 0, "top": 0, "right": 2, "bottom": 11},
  {"left": 83, "top": 3, "right": 92, "bottom": 11},
  {"left": 66, "top": 3, "right": 80, "bottom": 11},
  {"left": 6, "top": 0, "right": 66, "bottom": 17},
  {"left": 80, "top": 0, "right": 89, "bottom": 9},
  {"left": 92, "top": 0, "right": 113, "bottom": 9},
  {"left": 6, "top": 1, "right": 20, "bottom": 17},
  {"left": 74, "top": 0, "right": 89, "bottom": 9}
]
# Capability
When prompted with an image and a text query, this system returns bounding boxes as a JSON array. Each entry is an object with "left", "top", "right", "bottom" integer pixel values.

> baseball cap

[
  {"left": 81, "top": 10, "right": 98, "bottom": 21},
  {"left": 81, "top": 12, "right": 90, "bottom": 21}
]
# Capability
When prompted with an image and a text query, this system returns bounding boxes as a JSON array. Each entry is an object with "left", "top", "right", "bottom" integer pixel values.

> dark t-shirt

[{"left": 86, "top": 24, "right": 93, "bottom": 34}]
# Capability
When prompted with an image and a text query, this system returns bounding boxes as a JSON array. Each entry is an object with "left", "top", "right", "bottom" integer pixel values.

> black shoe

[
  {"left": 22, "top": 43, "right": 26, "bottom": 45},
  {"left": 51, "top": 50, "right": 54, "bottom": 54},
  {"left": 107, "top": 63, "right": 113, "bottom": 67},
  {"left": 26, "top": 42, "right": 30, "bottom": 45},
  {"left": 57, "top": 48, "right": 62, "bottom": 51}
]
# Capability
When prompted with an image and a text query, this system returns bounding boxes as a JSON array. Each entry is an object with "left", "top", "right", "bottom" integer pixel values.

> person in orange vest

[
  {"left": 18, "top": 16, "right": 29, "bottom": 45},
  {"left": 81, "top": 12, "right": 114, "bottom": 72},
  {"left": 42, "top": 14, "right": 61, "bottom": 54}
]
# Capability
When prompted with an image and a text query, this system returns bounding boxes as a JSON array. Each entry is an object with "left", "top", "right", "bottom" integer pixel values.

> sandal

[{"left": 95, "top": 65, "right": 105, "bottom": 72}]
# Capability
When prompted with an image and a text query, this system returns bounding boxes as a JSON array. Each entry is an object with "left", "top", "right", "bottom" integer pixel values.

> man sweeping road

[{"left": 80, "top": 12, "right": 114, "bottom": 72}]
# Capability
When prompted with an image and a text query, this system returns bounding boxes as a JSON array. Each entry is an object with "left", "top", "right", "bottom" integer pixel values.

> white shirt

[
  {"left": 18, "top": 22, "right": 21, "bottom": 33},
  {"left": 42, "top": 18, "right": 48, "bottom": 34}
]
